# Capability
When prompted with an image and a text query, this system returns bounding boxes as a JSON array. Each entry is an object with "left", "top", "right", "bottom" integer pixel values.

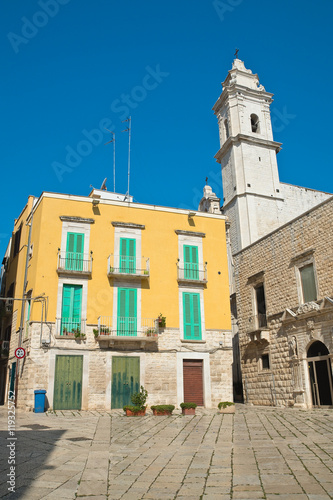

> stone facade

[
  {"left": 14, "top": 323, "right": 232, "bottom": 411},
  {"left": 234, "top": 197, "right": 333, "bottom": 407}
]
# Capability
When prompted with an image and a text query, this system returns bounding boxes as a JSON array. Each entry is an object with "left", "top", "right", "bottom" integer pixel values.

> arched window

[
  {"left": 250, "top": 114, "right": 259, "bottom": 133},
  {"left": 224, "top": 119, "right": 229, "bottom": 139}
]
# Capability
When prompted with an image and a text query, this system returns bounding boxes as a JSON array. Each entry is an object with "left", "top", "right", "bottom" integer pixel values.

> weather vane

[
  {"left": 234, "top": 48, "right": 239, "bottom": 59},
  {"left": 205, "top": 177, "right": 208, "bottom": 185}
]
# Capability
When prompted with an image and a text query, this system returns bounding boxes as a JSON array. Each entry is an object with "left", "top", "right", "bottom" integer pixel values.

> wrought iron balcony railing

[
  {"left": 56, "top": 318, "right": 86, "bottom": 337},
  {"left": 107, "top": 255, "right": 150, "bottom": 278},
  {"left": 97, "top": 316, "right": 157, "bottom": 338},
  {"left": 57, "top": 251, "right": 92, "bottom": 275},
  {"left": 177, "top": 262, "right": 207, "bottom": 283}
]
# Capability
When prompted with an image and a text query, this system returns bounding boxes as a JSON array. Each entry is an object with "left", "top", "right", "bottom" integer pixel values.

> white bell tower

[{"left": 213, "top": 58, "right": 284, "bottom": 253}]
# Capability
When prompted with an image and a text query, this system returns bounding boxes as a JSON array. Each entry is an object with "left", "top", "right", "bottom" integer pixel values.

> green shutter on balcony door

[
  {"left": 120, "top": 238, "right": 136, "bottom": 273},
  {"left": 117, "top": 288, "right": 137, "bottom": 336},
  {"left": 61, "top": 284, "right": 82, "bottom": 334},
  {"left": 183, "top": 292, "right": 202, "bottom": 339},
  {"left": 184, "top": 245, "right": 199, "bottom": 279},
  {"left": 66, "top": 232, "right": 84, "bottom": 271}
]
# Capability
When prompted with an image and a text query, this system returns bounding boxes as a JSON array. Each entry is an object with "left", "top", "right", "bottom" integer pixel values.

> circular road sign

[{"left": 15, "top": 347, "right": 26, "bottom": 359}]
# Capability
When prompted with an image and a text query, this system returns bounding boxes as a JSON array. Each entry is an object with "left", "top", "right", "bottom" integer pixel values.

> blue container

[{"left": 34, "top": 390, "right": 46, "bottom": 413}]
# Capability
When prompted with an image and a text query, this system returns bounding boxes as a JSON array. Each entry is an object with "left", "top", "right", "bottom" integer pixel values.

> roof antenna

[
  {"left": 105, "top": 129, "right": 116, "bottom": 192},
  {"left": 122, "top": 116, "right": 131, "bottom": 200}
]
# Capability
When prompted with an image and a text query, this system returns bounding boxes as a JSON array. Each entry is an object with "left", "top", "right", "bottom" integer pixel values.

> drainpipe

[{"left": 14, "top": 201, "right": 34, "bottom": 407}]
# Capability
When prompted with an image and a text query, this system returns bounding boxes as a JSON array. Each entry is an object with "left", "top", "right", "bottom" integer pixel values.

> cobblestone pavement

[{"left": 0, "top": 405, "right": 333, "bottom": 499}]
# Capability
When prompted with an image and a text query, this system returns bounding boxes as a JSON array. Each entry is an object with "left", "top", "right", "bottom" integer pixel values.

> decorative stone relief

[
  {"left": 306, "top": 318, "right": 315, "bottom": 338},
  {"left": 296, "top": 302, "right": 320, "bottom": 316}
]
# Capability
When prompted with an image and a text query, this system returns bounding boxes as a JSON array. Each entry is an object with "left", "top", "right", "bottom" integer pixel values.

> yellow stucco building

[{"left": 2, "top": 187, "right": 232, "bottom": 410}]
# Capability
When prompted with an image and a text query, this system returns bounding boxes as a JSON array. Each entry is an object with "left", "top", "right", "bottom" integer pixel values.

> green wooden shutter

[
  {"left": 61, "top": 285, "right": 82, "bottom": 334},
  {"left": 128, "top": 288, "right": 137, "bottom": 335},
  {"left": 117, "top": 288, "right": 137, "bottom": 336},
  {"left": 66, "top": 232, "right": 84, "bottom": 271},
  {"left": 183, "top": 292, "right": 202, "bottom": 339},
  {"left": 120, "top": 238, "right": 136, "bottom": 273},
  {"left": 184, "top": 245, "right": 199, "bottom": 280},
  {"left": 192, "top": 293, "right": 201, "bottom": 338},
  {"left": 117, "top": 288, "right": 127, "bottom": 335},
  {"left": 183, "top": 293, "right": 192, "bottom": 339}
]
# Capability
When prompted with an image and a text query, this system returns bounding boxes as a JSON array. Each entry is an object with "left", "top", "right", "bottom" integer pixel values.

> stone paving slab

[{"left": 0, "top": 405, "right": 333, "bottom": 498}]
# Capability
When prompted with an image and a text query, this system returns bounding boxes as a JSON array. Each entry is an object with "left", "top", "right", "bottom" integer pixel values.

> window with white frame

[
  {"left": 111, "top": 222, "right": 145, "bottom": 275},
  {"left": 176, "top": 230, "right": 205, "bottom": 282},
  {"left": 59, "top": 217, "right": 93, "bottom": 272}
]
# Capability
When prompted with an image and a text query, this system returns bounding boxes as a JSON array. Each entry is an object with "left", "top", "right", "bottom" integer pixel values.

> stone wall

[
  {"left": 15, "top": 323, "right": 233, "bottom": 410},
  {"left": 234, "top": 196, "right": 333, "bottom": 407}
]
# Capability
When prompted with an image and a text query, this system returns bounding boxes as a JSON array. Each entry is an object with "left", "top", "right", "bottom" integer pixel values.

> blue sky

[{"left": 1, "top": 0, "right": 333, "bottom": 258}]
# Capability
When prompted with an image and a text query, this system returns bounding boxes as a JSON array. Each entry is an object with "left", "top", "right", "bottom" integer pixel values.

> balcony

[
  {"left": 246, "top": 314, "right": 269, "bottom": 343},
  {"left": 96, "top": 316, "right": 158, "bottom": 346},
  {"left": 107, "top": 255, "right": 150, "bottom": 279},
  {"left": 57, "top": 251, "right": 92, "bottom": 276},
  {"left": 177, "top": 262, "right": 207, "bottom": 285},
  {"left": 55, "top": 318, "right": 86, "bottom": 338}
]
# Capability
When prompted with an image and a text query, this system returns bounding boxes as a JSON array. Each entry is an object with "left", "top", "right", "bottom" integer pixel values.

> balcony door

[
  {"left": 117, "top": 288, "right": 137, "bottom": 336},
  {"left": 66, "top": 232, "right": 84, "bottom": 271}
]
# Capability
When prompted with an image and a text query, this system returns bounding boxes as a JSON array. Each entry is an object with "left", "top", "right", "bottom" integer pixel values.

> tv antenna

[
  {"left": 122, "top": 116, "right": 131, "bottom": 197},
  {"left": 105, "top": 129, "right": 116, "bottom": 192}
]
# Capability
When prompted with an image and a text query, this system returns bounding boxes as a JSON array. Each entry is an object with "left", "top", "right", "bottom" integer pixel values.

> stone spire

[{"left": 198, "top": 184, "right": 221, "bottom": 214}]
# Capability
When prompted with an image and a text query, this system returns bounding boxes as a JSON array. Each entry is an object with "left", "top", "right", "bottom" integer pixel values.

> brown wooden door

[{"left": 183, "top": 359, "right": 204, "bottom": 406}]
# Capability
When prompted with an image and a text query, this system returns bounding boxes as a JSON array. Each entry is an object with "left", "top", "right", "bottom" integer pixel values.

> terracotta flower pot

[
  {"left": 182, "top": 407, "right": 196, "bottom": 416},
  {"left": 152, "top": 409, "right": 172, "bottom": 416},
  {"left": 125, "top": 408, "right": 146, "bottom": 416}
]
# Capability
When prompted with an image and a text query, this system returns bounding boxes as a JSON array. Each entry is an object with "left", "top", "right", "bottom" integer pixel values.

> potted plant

[
  {"left": 151, "top": 404, "right": 175, "bottom": 416},
  {"left": 158, "top": 313, "right": 166, "bottom": 328},
  {"left": 123, "top": 386, "right": 148, "bottom": 416},
  {"left": 146, "top": 328, "right": 157, "bottom": 337},
  {"left": 218, "top": 401, "right": 235, "bottom": 414},
  {"left": 180, "top": 402, "right": 197, "bottom": 415}
]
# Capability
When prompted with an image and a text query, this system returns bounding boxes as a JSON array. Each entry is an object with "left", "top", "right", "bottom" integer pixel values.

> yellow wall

[{"left": 23, "top": 194, "right": 231, "bottom": 331}]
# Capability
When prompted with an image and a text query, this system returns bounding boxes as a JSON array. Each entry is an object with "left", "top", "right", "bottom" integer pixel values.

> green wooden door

[
  {"left": 9, "top": 362, "right": 16, "bottom": 395},
  {"left": 117, "top": 288, "right": 137, "bottom": 336},
  {"left": 111, "top": 357, "right": 140, "bottom": 409},
  {"left": 66, "top": 232, "right": 84, "bottom": 271},
  {"left": 184, "top": 245, "right": 199, "bottom": 279},
  {"left": 61, "top": 284, "right": 82, "bottom": 334},
  {"left": 120, "top": 238, "right": 136, "bottom": 273},
  {"left": 53, "top": 355, "right": 83, "bottom": 410}
]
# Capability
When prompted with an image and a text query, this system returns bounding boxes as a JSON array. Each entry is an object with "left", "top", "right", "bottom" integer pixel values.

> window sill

[{"left": 181, "top": 339, "right": 206, "bottom": 344}]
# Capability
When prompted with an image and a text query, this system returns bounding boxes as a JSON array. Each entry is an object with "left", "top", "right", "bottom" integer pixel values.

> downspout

[{"left": 14, "top": 201, "right": 34, "bottom": 407}]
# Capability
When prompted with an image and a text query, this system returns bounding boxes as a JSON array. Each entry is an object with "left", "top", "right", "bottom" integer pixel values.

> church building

[{"left": 208, "top": 57, "right": 333, "bottom": 408}]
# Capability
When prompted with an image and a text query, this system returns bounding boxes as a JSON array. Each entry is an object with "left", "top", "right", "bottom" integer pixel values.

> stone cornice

[
  {"left": 247, "top": 271, "right": 265, "bottom": 284},
  {"left": 290, "top": 249, "right": 315, "bottom": 264},
  {"left": 175, "top": 230, "right": 206, "bottom": 238},
  {"left": 60, "top": 216, "right": 95, "bottom": 224},
  {"left": 213, "top": 84, "right": 274, "bottom": 113},
  {"left": 111, "top": 222, "right": 145, "bottom": 230},
  {"left": 215, "top": 134, "right": 282, "bottom": 162}
]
